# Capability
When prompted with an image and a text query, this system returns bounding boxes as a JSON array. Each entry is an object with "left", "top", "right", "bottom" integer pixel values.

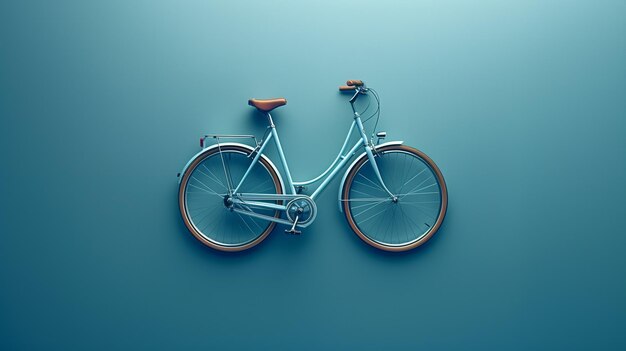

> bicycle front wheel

[
  {"left": 342, "top": 145, "right": 448, "bottom": 251},
  {"left": 179, "top": 145, "right": 283, "bottom": 251}
]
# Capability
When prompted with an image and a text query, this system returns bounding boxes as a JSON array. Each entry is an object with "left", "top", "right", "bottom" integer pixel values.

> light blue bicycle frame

[{"left": 227, "top": 104, "right": 395, "bottom": 224}]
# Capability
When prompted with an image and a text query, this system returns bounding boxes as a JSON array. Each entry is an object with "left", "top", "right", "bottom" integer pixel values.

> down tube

[{"left": 310, "top": 140, "right": 364, "bottom": 200}]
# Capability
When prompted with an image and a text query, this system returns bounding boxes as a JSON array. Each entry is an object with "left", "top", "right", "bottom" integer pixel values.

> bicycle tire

[
  {"left": 342, "top": 145, "right": 448, "bottom": 251},
  {"left": 178, "top": 145, "right": 283, "bottom": 251}
]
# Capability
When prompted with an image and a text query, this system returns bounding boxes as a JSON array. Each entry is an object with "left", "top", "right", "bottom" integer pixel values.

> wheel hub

[{"left": 223, "top": 195, "right": 233, "bottom": 208}]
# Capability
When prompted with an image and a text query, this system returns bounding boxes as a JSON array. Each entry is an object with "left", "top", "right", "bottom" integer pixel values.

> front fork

[{"left": 355, "top": 113, "right": 397, "bottom": 200}]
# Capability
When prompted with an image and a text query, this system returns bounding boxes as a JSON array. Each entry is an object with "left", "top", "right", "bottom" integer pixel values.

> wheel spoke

[
  {"left": 351, "top": 188, "right": 382, "bottom": 198},
  {"left": 403, "top": 179, "right": 436, "bottom": 196},
  {"left": 353, "top": 200, "right": 388, "bottom": 218},
  {"left": 235, "top": 212, "right": 257, "bottom": 237},
  {"left": 402, "top": 202, "right": 437, "bottom": 222},
  {"left": 342, "top": 198, "right": 391, "bottom": 202},
  {"left": 353, "top": 179, "right": 384, "bottom": 193},
  {"left": 398, "top": 168, "right": 427, "bottom": 192},
  {"left": 356, "top": 206, "right": 390, "bottom": 225},
  {"left": 246, "top": 178, "right": 271, "bottom": 193},
  {"left": 357, "top": 172, "right": 384, "bottom": 191},
  {"left": 190, "top": 177, "right": 222, "bottom": 196},
  {"left": 399, "top": 205, "right": 424, "bottom": 240},
  {"left": 399, "top": 201, "right": 439, "bottom": 204},
  {"left": 200, "top": 164, "right": 228, "bottom": 190},
  {"left": 350, "top": 199, "right": 389, "bottom": 210}
]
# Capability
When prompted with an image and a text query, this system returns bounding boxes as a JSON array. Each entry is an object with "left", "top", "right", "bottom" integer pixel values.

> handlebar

[
  {"left": 338, "top": 79, "right": 378, "bottom": 115},
  {"left": 346, "top": 79, "right": 364, "bottom": 86},
  {"left": 339, "top": 79, "right": 365, "bottom": 91}
]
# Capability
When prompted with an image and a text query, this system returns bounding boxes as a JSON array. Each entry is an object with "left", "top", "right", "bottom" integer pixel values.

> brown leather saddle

[{"left": 248, "top": 98, "right": 287, "bottom": 112}]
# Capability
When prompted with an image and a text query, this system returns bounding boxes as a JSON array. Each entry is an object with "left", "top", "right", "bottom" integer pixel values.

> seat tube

[
  {"left": 355, "top": 116, "right": 395, "bottom": 198},
  {"left": 269, "top": 113, "right": 296, "bottom": 194}
]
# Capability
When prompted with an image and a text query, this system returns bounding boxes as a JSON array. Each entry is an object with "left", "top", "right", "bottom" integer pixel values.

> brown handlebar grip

[
  {"left": 346, "top": 79, "right": 364, "bottom": 86},
  {"left": 339, "top": 85, "right": 356, "bottom": 91}
]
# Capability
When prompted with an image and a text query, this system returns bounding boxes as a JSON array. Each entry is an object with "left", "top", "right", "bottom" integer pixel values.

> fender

[
  {"left": 177, "top": 142, "right": 285, "bottom": 194},
  {"left": 337, "top": 140, "right": 404, "bottom": 212}
]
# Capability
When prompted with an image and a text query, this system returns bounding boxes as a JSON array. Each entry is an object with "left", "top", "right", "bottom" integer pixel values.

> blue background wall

[{"left": 1, "top": 1, "right": 625, "bottom": 349}]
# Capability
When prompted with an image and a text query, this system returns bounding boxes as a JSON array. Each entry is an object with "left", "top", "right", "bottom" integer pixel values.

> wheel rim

[
  {"left": 345, "top": 149, "right": 445, "bottom": 248},
  {"left": 182, "top": 149, "right": 280, "bottom": 248}
]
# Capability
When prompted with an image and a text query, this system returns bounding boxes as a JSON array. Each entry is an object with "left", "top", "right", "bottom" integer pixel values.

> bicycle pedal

[{"left": 285, "top": 215, "right": 301, "bottom": 234}]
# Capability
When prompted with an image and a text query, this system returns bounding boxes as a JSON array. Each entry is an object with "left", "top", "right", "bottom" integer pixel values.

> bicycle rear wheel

[
  {"left": 342, "top": 145, "right": 447, "bottom": 251},
  {"left": 179, "top": 145, "right": 283, "bottom": 251}
]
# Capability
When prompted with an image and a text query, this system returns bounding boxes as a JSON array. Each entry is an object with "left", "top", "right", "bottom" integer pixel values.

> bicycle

[{"left": 177, "top": 80, "right": 448, "bottom": 252}]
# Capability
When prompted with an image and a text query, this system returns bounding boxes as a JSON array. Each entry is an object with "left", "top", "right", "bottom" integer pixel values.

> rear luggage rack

[{"left": 200, "top": 134, "right": 258, "bottom": 148}]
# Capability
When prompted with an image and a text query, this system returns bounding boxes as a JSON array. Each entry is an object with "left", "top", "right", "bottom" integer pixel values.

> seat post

[{"left": 266, "top": 112, "right": 275, "bottom": 128}]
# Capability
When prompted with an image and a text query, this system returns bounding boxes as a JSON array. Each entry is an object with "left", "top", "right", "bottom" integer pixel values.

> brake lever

[
  {"left": 349, "top": 86, "right": 368, "bottom": 103},
  {"left": 349, "top": 90, "right": 360, "bottom": 103}
]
